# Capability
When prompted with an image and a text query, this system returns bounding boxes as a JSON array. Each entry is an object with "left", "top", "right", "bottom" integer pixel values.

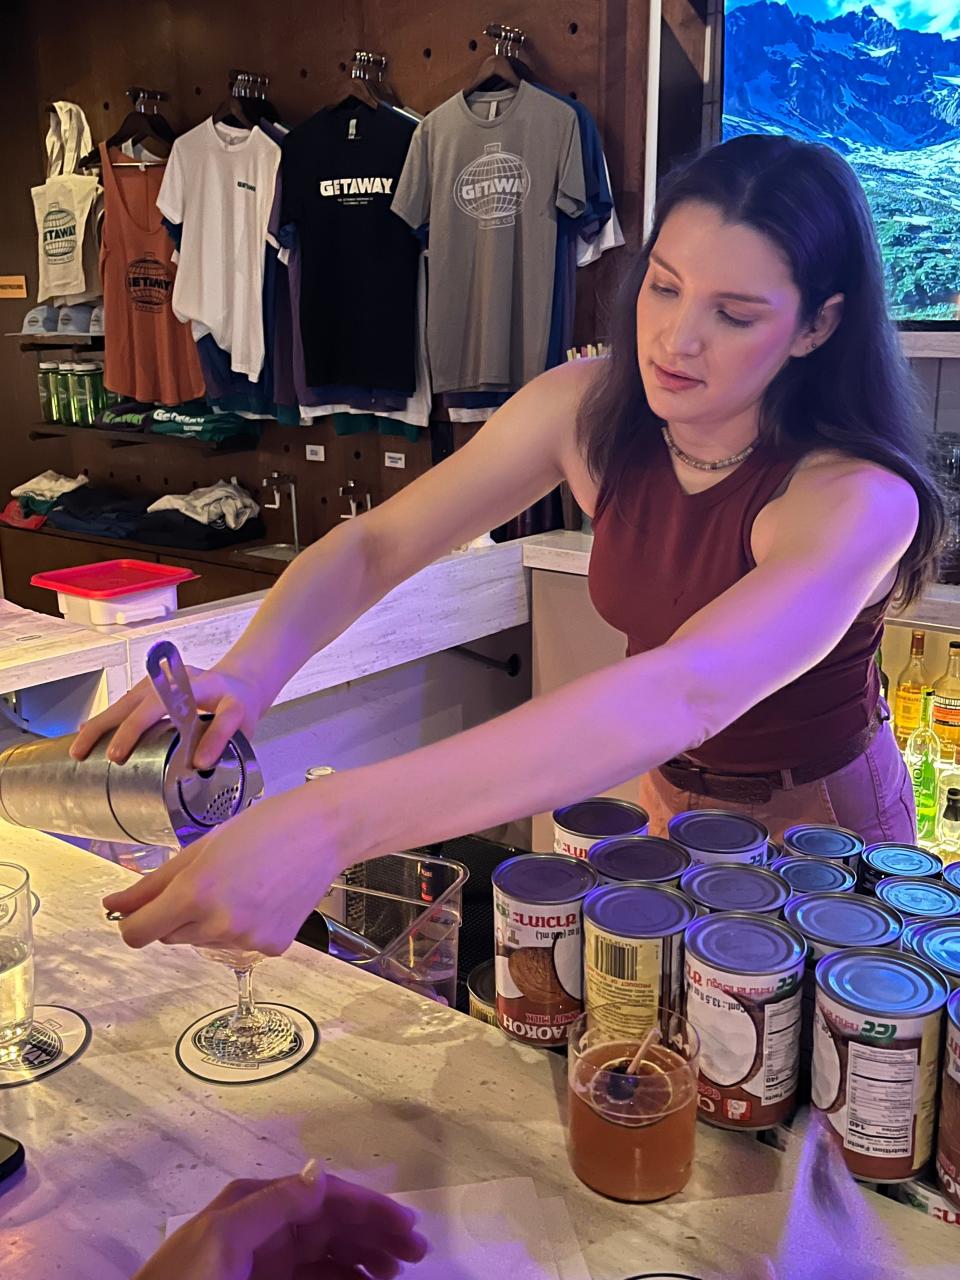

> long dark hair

[{"left": 578, "top": 134, "right": 943, "bottom": 607}]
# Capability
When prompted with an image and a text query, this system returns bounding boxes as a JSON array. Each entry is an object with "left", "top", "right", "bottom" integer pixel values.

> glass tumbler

[
  {"left": 0, "top": 863, "right": 35, "bottom": 1063},
  {"left": 567, "top": 1004, "right": 700, "bottom": 1202}
]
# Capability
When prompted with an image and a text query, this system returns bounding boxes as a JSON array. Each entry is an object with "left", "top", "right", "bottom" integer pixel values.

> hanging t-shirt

[
  {"left": 157, "top": 119, "right": 280, "bottom": 381},
  {"left": 99, "top": 145, "right": 205, "bottom": 406},
  {"left": 279, "top": 98, "right": 421, "bottom": 392},
  {"left": 32, "top": 174, "right": 101, "bottom": 302},
  {"left": 391, "top": 81, "right": 585, "bottom": 394}
]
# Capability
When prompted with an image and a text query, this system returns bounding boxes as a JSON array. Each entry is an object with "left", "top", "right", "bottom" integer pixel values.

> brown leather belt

[{"left": 658, "top": 711, "right": 887, "bottom": 806}]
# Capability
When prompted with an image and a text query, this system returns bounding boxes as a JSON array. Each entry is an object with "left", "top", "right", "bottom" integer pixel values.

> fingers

[
  {"left": 70, "top": 683, "right": 153, "bottom": 760},
  {"left": 194, "top": 695, "right": 246, "bottom": 770},
  {"left": 103, "top": 852, "right": 197, "bottom": 949},
  {"left": 102, "top": 854, "right": 181, "bottom": 914},
  {"left": 222, "top": 1172, "right": 329, "bottom": 1257}
]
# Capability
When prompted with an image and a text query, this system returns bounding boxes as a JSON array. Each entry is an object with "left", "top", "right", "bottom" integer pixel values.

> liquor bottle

[
  {"left": 906, "top": 690, "right": 941, "bottom": 844},
  {"left": 933, "top": 641, "right": 960, "bottom": 762},
  {"left": 941, "top": 787, "right": 960, "bottom": 862},
  {"left": 892, "top": 630, "right": 927, "bottom": 751}
]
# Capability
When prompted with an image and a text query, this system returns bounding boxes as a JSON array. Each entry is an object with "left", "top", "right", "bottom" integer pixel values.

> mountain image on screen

[{"left": 722, "top": 1, "right": 960, "bottom": 322}]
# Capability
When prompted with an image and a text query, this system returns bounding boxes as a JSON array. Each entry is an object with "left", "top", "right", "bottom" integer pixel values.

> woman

[{"left": 77, "top": 134, "right": 942, "bottom": 956}]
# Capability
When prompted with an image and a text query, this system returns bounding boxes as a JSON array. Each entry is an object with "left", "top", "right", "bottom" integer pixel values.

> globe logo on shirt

[
  {"left": 454, "top": 143, "right": 530, "bottom": 229},
  {"left": 42, "top": 203, "right": 77, "bottom": 262},
  {"left": 125, "top": 253, "right": 174, "bottom": 313}
]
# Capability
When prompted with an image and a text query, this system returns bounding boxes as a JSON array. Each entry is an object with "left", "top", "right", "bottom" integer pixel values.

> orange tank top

[
  {"left": 99, "top": 143, "right": 204, "bottom": 406},
  {"left": 588, "top": 427, "right": 888, "bottom": 773}
]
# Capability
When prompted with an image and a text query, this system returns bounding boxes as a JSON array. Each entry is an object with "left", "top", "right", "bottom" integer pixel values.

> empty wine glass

[
  {"left": 191, "top": 945, "right": 298, "bottom": 1064},
  {"left": 0, "top": 863, "right": 35, "bottom": 1065}
]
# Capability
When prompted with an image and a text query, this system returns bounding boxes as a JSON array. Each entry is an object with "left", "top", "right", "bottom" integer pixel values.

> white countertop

[
  {"left": 3, "top": 824, "right": 956, "bottom": 1279},
  {"left": 522, "top": 531, "right": 960, "bottom": 632},
  {"left": 0, "top": 540, "right": 531, "bottom": 704}
]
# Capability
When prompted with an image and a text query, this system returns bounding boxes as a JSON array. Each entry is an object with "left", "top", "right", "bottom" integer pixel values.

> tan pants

[{"left": 639, "top": 720, "right": 917, "bottom": 847}]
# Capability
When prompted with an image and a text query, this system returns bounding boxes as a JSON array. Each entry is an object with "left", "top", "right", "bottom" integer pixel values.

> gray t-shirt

[{"left": 392, "top": 82, "right": 584, "bottom": 394}]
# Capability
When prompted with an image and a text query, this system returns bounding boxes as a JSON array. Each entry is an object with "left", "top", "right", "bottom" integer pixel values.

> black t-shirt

[{"left": 280, "top": 98, "right": 420, "bottom": 393}]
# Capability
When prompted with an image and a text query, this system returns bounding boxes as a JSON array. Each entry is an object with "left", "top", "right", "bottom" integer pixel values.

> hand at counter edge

[{"left": 132, "top": 1160, "right": 428, "bottom": 1280}]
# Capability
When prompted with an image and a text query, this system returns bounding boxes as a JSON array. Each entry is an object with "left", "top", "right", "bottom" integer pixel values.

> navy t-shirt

[{"left": 280, "top": 98, "right": 421, "bottom": 392}]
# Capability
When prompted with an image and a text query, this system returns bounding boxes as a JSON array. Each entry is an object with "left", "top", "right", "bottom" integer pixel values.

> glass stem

[{"left": 230, "top": 966, "right": 258, "bottom": 1032}]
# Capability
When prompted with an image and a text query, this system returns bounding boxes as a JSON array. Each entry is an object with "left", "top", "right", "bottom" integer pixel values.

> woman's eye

[
  {"left": 651, "top": 283, "right": 677, "bottom": 297},
  {"left": 719, "top": 311, "right": 754, "bottom": 328}
]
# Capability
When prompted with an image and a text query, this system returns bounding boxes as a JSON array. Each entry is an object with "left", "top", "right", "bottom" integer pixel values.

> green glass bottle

[{"left": 906, "top": 689, "right": 941, "bottom": 843}]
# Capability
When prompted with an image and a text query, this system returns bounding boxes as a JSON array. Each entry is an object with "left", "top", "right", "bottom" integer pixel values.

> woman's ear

[{"left": 790, "top": 292, "right": 845, "bottom": 358}]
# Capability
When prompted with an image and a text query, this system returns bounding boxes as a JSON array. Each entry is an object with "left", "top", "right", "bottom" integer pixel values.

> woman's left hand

[
  {"left": 102, "top": 786, "right": 342, "bottom": 953},
  {"left": 133, "top": 1163, "right": 428, "bottom": 1280}
]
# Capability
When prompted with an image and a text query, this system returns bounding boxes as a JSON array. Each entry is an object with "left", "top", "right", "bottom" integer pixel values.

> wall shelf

[
  {"left": 28, "top": 421, "right": 258, "bottom": 456},
  {"left": 7, "top": 333, "right": 105, "bottom": 352}
]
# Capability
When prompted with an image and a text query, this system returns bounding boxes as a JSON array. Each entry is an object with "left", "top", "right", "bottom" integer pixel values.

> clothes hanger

[
  {"left": 79, "top": 89, "right": 173, "bottom": 169},
  {"left": 464, "top": 26, "right": 533, "bottom": 95},
  {"left": 213, "top": 72, "right": 257, "bottom": 129}
]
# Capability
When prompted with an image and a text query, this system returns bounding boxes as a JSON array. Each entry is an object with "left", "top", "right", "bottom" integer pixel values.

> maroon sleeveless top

[{"left": 588, "top": 429, "right": 887, "bottom": 773}]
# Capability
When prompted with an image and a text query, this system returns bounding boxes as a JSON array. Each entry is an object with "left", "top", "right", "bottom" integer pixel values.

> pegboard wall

[{"left": 2, "top": 0, "right": 702, "bottom": 595}]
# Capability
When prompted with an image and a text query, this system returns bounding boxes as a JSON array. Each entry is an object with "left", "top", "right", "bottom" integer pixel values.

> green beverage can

[
  {"left": 56, "top": 363, "right": 76, "bottom": 423},
  {"left": 37, "top": 362, "right": 59, "bottom": 422}
]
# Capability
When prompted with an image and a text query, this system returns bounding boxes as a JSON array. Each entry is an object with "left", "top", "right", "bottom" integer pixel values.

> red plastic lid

[{"left": 31, "top": 559, "right": 199, "bottom": 599}]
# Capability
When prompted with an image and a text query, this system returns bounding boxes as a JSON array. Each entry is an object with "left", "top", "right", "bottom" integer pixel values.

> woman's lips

[{"left": 652, "top": 362, "right": 703, "bottom": 392}]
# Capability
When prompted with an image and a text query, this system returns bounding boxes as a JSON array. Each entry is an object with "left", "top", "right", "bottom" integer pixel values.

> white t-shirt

[
  {"left": 32, "top": 174, "right": 101, "bottom": 302},
  {"left": 157, "top": 119, "right": 280, "bottom": 381}
]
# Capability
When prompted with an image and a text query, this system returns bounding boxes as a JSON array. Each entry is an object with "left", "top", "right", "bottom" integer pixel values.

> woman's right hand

[{"left": 70, "top": 665, "right": 268, "bottom": 769}]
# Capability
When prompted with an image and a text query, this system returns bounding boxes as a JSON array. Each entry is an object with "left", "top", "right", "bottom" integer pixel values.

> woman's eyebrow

[{"left": 649, "top": 251, "right": 774, "bottom": 306}]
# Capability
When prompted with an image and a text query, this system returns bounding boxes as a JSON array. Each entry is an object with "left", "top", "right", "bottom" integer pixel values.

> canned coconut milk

[
  {"left": 582, "top": 883, "right": 696, "bottom": 1039},
  {"left": 875, "top": 876, "right": 960, "bottom": 923},
  {"left": 587, "top": 835, "right": 690, "bottom": 887},
  {"left": 668, "top": 810, "right": 769, "bottom": 867},
  {"left": 936, "top": 989, "right": 960, "bottom": 1210},
  {"left": 679, "top": 863, "right": 790, "bottom": 918},
  {"left": 552, "top": 798, "right": 649, "bottom": 861},
  {"left": 901, "top": 920, "right": 960, "bottom": 989},
  {"left": 492, "top": 854, "right": 598, "bottom": 1046},
  {"left": 813, "top": 947, "right": 948, "bottom": 1182},
  {"left": 859, "top": 843, "right": 942, "bottom": 896},
  {"left": 771, "top": 855, "right": 857, "bottom": 896},
  {"left": 467, "top": 960, "right": 497, "bottom": 1028},
  {"left": 782, "top": 824, "right": 864, "bottom": 873},
  {"left": 684, "top": 912, "right": 806, "bottom": 1130}
]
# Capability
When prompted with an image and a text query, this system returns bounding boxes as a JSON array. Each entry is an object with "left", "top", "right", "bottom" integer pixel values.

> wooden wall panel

[{"left": 2, "top": 0, "right": 655, "bottom": 601}]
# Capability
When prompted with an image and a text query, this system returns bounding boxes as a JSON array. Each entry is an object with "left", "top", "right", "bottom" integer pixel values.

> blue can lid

[
  {"left": 901, "top": 920, "right": 960, "bottom": 982},
  {"left": 862, "top": 844, "right": 942, "bottom": 880},
  {"left": 875, "top": 876, "right": 960, "bottom": 921},
  {"left": 784, "top": 892, "right": 902, "bottom": 949},
  {"left": 492, "top": 853, "right": 598, "bottom": 903},
  {"left": 668, "top": 809, "right": 768, "bottom": 854},
  {"left": 588, "top": 835, "right": 690, "bottom": 884},
  {"left": 816, "top": 946, "right": 949, "bottom": 1018},
  {"left": 679, "top": 863, "right": 790, "bottom": 914},
  {"left": 782, "top": 825, "right": 864, "bottom": 860},
  {"left": 943, "top": 862, "right": 960, "bottom": 892},
  {"left": 684, "top": 911, "right": 806, "bottom": 974},
  {"left": 553, "top": 798, "right": 648, "bottom": 838},
  {"left": 771, "top": 856, "right": 856, "bottom": 894},
  {"left": 583, "top": 883, "right": 696, "bottom": 938}
]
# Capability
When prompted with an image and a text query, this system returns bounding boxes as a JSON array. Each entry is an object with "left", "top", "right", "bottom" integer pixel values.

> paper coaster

[
  {"left": 0, "top": 1005, "right": 91, "bottom": 1087},
  {"left": 175, "top": 1003, "right": 318, "bottom": 1084}
]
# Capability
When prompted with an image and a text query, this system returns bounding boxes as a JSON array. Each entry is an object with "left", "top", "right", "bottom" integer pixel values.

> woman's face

[{"left": 635, "top": 200, "right": 812, "bottom": 432}]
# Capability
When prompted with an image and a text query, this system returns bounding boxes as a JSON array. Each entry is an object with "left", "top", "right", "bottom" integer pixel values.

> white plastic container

[{"left": 31, "top": 560, "right": 198, "bottom": 628}]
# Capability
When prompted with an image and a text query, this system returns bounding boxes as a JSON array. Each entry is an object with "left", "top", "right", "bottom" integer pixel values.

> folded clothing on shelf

[
  {"left": 11, "top": 470, "right": 89, "bottom": 502},
  {"left": 147, "top": 404, "right": 259, "bottom": 443},
  {"left": 94, "top": 400, "right": 154, "bottom": 431},
  {"left": 0, "top": 500, "right": 46, "bottom": 530},
  {"left": 147, "top": 480, "right": 259, "bottom": 530},
  {"left": 41, "top": 483, "right": 265, "bottom": 549},
  {"left": 134, "top": 512, "right": 266, "bottom": 550},
  {"left": 46, "top": 486, "right": 147, "bottom": 538}
]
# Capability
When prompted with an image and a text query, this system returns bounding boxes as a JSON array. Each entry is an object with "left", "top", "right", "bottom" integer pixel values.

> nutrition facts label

[
  {"left": 761, "top": 990, "right": 803, "bottom": 1105},
  {"left": 846, "top": 1042, "right": 917, "bottom": 1158}
]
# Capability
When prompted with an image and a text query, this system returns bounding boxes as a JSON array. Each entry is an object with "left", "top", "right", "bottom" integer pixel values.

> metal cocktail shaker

[{"left": 0, "top": 721, "right": 263, "bottom": 848}]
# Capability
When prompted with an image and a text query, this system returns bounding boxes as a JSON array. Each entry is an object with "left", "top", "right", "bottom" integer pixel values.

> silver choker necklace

[{"left": 662, "top": 426, "right": 759, "bottom": 472}]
